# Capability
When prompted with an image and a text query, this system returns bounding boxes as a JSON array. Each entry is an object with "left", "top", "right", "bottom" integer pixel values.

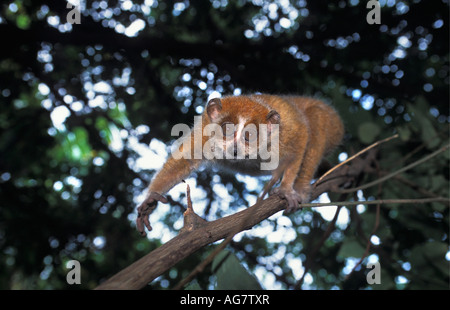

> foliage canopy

[{"left": 0, "top": 0, "right": 448, "bottom": 289}]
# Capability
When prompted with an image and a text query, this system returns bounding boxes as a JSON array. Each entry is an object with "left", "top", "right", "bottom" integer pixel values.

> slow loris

[{"left": 136, "top": 94, "right": 344, "bottom": 236}]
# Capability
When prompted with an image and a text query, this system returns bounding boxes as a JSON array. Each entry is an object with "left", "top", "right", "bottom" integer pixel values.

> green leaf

[
  {"left": 408, "top": 103, "right": 440, "bottom": 148},
  {"left": 212, "top": 250, "right": 262, "bottom": 290},
  {"left": 184, "top": 280, "right": 202, "bottom": 290},
  {"left": 108, "top": 104, "right": 130, "bottom": 128},
  {"left": 396, "top": 125, "right": 411, "bottom": 142},
  {"left": 430, "top": 175, "right": 447, "bottom": 192},
  {"left": 410, "top": 241, "right": 449, "bottom": 277},
  {"left": 338, "top": 239, "right": 365, "bottom": 258},
  {"left": 16, "top": 14, "right": 31, "bottom": 29},
  {"left": 419, "top": 117, "right": 439, "bottom": 149},
  {"left": 95, "top": 117, "right": 113, "bottom": 144},
  {"left": 358, "top": 122, "right": 381, "bottom": 144}
]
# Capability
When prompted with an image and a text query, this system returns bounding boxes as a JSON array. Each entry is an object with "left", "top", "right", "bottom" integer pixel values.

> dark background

[{"left": 0, "top": 0, "right": 448, "bottom": 289}]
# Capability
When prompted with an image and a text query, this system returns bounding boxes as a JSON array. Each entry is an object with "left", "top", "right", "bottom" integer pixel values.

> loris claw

[{"left": 136, "top": 192, "right": 168, "bottom": 236}]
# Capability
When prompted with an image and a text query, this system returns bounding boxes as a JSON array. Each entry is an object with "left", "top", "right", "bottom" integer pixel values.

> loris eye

[
  {"left": 221, "top": 122, "right": 234, "bottom": 137},
  {"left": 244, "top": 129, "right": 258, "bottom": 142}
]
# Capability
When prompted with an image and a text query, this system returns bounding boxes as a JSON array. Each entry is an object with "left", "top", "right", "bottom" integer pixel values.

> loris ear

[
  {"left": 266, "top": 110, "right": 280, "bottom": 135},
  {"left": 206, "top": 98, "right": 222, "bottom": 122},
  {"left": 266, "top": 110, "right": 280, "bottom": 124}
]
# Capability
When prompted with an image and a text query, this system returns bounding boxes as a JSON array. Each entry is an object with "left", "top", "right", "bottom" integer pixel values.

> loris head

[{"left": 204, "top": 96, "right": 280, "bottom": 161}]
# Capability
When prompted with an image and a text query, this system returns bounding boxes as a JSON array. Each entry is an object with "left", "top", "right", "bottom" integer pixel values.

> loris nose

[{"left": 233, "top": 149, "right": 238, "bottom": 157}]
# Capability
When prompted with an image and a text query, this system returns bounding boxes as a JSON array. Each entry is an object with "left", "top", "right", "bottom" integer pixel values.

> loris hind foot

[{"left": 271, "top": 185, "right": 311, "bottom": 213}]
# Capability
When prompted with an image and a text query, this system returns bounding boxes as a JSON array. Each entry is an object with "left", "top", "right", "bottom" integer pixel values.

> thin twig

[
  {"left": 299, "top": 197, "right": 449, "bottom": 208},
  {"left": 314, "top": 134, "right": 399, "bottom": 188},
  {"left": 349, "top": 203, "right": 380, "bottom": 273},
  {"left": 392, "top": 174, "right": 447, "bottom": 202},
  {"left": 185, "top": 181, "right": 192, "bottom": 211},
  {"left": 394, "top": 129, "right": 446, "bottom": 167},
  {"left": 363, "top": 167, "right": 447, "bottom": 202},
  {"left": 336, "top": 143, "right": 450, "bottom": 194},
  {"left": 346, "top": 162, "right": 382, "bottom": 279}
]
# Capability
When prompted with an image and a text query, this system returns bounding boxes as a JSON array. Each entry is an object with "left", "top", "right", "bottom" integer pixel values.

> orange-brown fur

[{"left": 136, "top": 94, "right": 344, "bottom": 235}]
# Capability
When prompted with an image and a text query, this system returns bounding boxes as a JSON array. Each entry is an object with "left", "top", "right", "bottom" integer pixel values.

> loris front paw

[
  {"left": 136, "top": 192, "right": 168, "bottom": 236},
  {"left": 271, "top": 186, "right": 311, "bottom": 213}
]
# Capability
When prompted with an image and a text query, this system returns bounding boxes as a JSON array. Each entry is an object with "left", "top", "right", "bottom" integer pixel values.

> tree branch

[
  {"left": 95, "top": 143, "right": 449, "bottom": 290},
  {"left": 95, "top": 195, "right": 286, "bottom": 290},
  {"left": 94, "top": 148, "right": 375, "bottom": 290}
]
